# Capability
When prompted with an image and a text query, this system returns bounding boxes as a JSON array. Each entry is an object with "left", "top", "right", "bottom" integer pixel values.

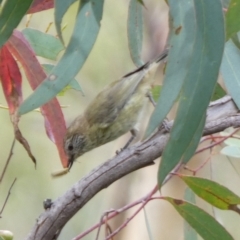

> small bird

[{"left": 64, "top": 49, "right": 168, "bottom": 169}]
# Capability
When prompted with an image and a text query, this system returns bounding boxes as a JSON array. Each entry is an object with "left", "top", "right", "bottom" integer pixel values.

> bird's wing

[
  {"left": 85, "top": 69, "right": 147, "bottom": 128},
  {"left": 85, "top": 50, "right": 168, "bottom": 128}
]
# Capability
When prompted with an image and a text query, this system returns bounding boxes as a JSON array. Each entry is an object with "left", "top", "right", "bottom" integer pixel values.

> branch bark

[{"left": 26, "top": 95, "right": 240, "bottom": 240}]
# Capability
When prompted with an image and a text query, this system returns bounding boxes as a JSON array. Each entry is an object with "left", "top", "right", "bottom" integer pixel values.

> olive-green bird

[{"left": 64, "top": 49, "right": 168, "bottom": 169}]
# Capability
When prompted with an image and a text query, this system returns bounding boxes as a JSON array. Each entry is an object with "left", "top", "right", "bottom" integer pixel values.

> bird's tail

[{"left": 123, "top": 48, "right": 168, "bottom": 78}]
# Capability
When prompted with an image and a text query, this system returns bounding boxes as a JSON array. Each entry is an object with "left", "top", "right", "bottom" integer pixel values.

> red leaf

[
  {"left": 7, "top": 30, "right": 68, "bottom": 168},
  {"left": 28, "top": 0, "right": 54, "bottom": 14},
  {"left": 0, "top": 45, "right": 22, "bottom": 114}
]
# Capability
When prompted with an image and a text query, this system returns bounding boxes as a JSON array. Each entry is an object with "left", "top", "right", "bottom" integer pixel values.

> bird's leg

[
  {"left": 123, "top": 128, "right": 138, "bottom": 149},
  {"left": 146, "top": 91, "right": 170, "bottom": 132},
  {"left": 116, "top": 128, "right": 138, "bottom": 155}
]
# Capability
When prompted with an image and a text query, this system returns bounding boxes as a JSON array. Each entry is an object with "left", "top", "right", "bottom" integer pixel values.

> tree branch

[{"left": 26, "top": 95, "right": 240, "bottom": 240}]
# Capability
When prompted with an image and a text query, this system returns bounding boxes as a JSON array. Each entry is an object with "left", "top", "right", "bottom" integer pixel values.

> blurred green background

[{"left": 1, "top": 0, "right": 240, "bottom": 239}]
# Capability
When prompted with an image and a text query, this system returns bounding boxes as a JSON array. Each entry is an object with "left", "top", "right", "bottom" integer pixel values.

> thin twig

[
  {"left": 0, "top": 178, "right": 17, "bottom": 217},
  {"left": 74, "top": 163, "right": 182, "bottom": 240},
  {"left": 73, "top": 186, "right": 158, "bottom": 240},
  {"left": 196, "top": 128, "right": 240, "bottom": 155},
  {"left": 0, "top": 138, "right": 16, "bottom": 184},
  {"left": 105, "top": 186, "right": 158, "bottom": 240},
  {"left": 95, "top": 210, "right": 116, "bottom": 240}
]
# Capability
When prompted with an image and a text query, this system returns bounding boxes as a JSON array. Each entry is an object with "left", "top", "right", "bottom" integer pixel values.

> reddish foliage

[
  {"left": 0, "top": 46, "right": 22, "bottom": 114},
  {"left": 7, "top": 30, "right": 68, "bottom": 167},
  {"left": 28, "top": 0, "right": 54, "bottom": 14},
  {"left": 0, "top": 45, "right": 36, "bottom": 165}
]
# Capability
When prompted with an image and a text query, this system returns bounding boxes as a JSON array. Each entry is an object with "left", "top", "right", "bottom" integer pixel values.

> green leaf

[
  {"left": 41, "top": 64, "right": 83, "bottom": 93},
  {"left": 165, "top": 197, "right": 234, "bottom": 240},
  {"left": 221, "top": 39, "right": 240, "bottom": 109},
  {"left": 19, "top": 0, "right": 104, "bottom": 115},
  {"left": 145, "top": 0, "right": 196, "bottom": 137},
  {"left": 0, "top": 0, "right": 34, "bottom": 48},
  {"left": 55, "top": 0, "right": 78, "bottom": 43},
  {"left": 225, "top": 0, "right": 240, "bottom": 40},
  {"left": 181, "top": 113, "right": 206, "bottom": 164},
  {"left": 22, "top": 28, "right": 64, "bottom": 60},
  {"left": 184, "top": 188, "right": 198, "bottom": 240},
  {"left": 211, "top": 83, "right": 226, "bottom": 101},
  {"left": 128, "top": 0, "right": 144, "bottom": 67},
  {"left": 158, "top": 0, "right": 225, "bottom": 186},
  {"left": 180, "top": 175, "right": 240, "bottom": 210}
]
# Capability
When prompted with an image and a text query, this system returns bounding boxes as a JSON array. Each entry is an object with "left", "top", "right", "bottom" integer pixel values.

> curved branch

[{"left": 26, "top": 95, "right": 240, "bottom": 240}]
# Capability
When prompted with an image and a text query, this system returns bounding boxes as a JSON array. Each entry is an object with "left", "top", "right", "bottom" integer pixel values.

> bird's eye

[{"left": 68, "top": 144, "right": 73, "bottom": 151}]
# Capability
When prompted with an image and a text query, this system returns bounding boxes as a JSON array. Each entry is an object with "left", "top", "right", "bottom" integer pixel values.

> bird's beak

[{"left": 68, "top": 156, "right": 74, "bottom": 170}]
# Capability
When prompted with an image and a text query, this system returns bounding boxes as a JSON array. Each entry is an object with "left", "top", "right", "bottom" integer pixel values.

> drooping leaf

[
  {"left": 0, "top": 45, "right": 36, "bottom": 165},
  {"left": 180, "top": 175, "right": 240, "bottom": 210},
  {"left": 7, "top": 30, "right": 68, "bottom": 167},
  {"left": 158, "top": 0, "right": 225, "bottom": 186},
  {"left": 165, "top": 197, "right": 234, "bottom": 240},
  {"left": 128, "top": 0, "right": 144, "bottom": 67},
  {"left": 19, "top": 0, "right": 104, "bottom": 115},
  {"left": 145, "top": 0, "right": 196, "bottom": 137}
]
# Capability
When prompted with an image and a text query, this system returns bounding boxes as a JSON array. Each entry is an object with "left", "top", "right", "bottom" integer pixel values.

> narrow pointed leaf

[
  {"left": 128, "top": 0, "right": 143, "bottom": 66},
  {"left": 7, "top": 30, "right": 68, "bottom": 167},
  {"left": 180, "top": 175, "right": 240, "bottom": 210},
  {"left": 19, "top": 0, "right": 104, "bottom": 115},
  {"left": 165, "top": 197, "right": 234, "bottom": 240},
  {"left": 158, "top": 0, "right": 225, "bottom": 186},
  {"left": 55, "top": 0, "right": 78, "bottom": 43},
  {"left": 0, "top": 0, "right": 34, "bottom": 48},
  {"left": 145, "top": 0, "right": 196, "bottom": 137}
]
